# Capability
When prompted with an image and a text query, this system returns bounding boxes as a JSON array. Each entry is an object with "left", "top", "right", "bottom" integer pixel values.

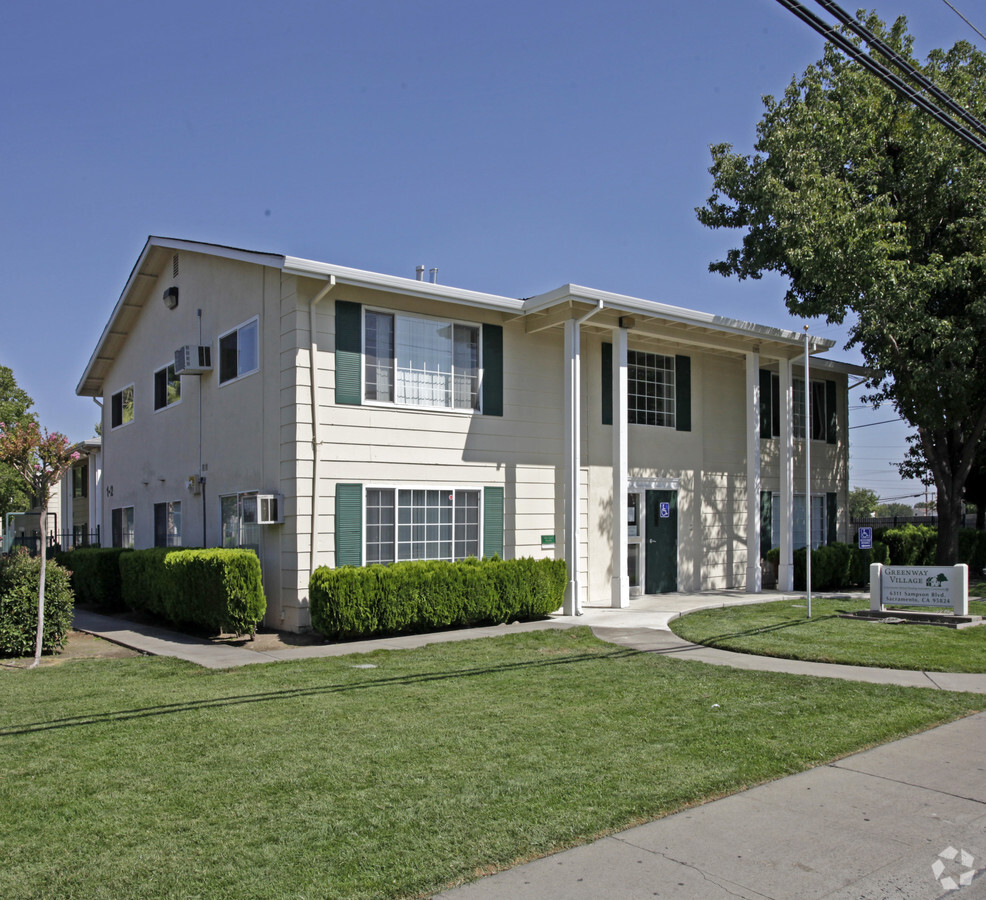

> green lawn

[
  {"left": 671, "top": 597, "right": 986, "bottom": 672},
  {"left": 3, "top": 627, "right": 986, "bottom": 900}
]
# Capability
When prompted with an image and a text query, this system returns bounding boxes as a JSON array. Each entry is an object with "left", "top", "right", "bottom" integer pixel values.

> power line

[
  {"left": 939, "top": 0, "right": 986, "bottom": 44},
  {"left": 773, "top": 0, "right": 986, "bottom": 155},
  {"left": 849, "top": 418, "right": 901, "bottom": 429}
]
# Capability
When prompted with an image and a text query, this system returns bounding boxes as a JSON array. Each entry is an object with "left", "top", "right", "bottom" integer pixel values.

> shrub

[
  {"left": 310, "top": 557, "right": 566, "bottom": 641},
  {"left": 0, "top": 550, "right": 74, "bottom": 657},
  {"left": 120, "top": 548, "right": 265, "bottom": 635},
  {"left": 120, "top": 548, "right": 179, "bottom": 618},
  {"left": 877, "top": 524, "right": 937, "bottom": 566},
  {"left": 55, "top": 547, "right": 130, "bottom": 611},
  {"left": 848, "top": 541, "right": 890, "bottom": 587}
]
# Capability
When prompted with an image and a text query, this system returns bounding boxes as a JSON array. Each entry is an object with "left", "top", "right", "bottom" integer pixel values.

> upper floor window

[
  {"left": 219, "top": 318, "right": 259, "bottom": 384},
  {"left": 364, "top": 310, "right": 480, "bottom": 410},
  {"left": 154, "top": 363, "right": 181, "bottom": 411},
  {"left": 111, "top": 386, "right": 134, "bottom": 429},
  {"left": 761, "top": 372, "right": 835, "bottom": 443},
  {"left": 628, "top": 350, "right": 676, "bottom": 428}
]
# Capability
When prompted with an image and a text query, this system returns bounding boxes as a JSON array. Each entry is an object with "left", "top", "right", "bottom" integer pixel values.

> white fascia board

[
  {"left": 282, "top": 256, "right": 525, "bottom": 314},
  {"left": 523, "top": 283, "right": 836, "bottom": 353},
  {"left": 795, "top": 357, "right": 870, "bottom": 377}
]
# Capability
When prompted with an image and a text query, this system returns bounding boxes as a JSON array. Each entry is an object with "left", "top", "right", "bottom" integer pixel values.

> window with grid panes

[
  {"left": 628, "top": 350, "right": 676, "bottom": 427},
  {"left": 365, "top": 488, "right": 480, "bottom": 564}
]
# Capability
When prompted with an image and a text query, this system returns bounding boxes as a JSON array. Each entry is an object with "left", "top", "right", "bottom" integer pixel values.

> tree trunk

[
  {"left": 936, "top": 480, "right": 963, "bottom": 565},
  {"left": 28, "top": 506, "right": 47, "bottom": 669}
]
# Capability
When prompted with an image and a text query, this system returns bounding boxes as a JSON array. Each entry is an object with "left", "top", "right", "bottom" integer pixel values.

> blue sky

[{"left": 2, "top": 0, "right": 980, "bottom": 506}]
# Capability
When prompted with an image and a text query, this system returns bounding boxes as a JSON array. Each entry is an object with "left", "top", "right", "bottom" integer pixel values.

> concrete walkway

[{"left": 74, "top": 593, "right": 986, "bottom": 898}]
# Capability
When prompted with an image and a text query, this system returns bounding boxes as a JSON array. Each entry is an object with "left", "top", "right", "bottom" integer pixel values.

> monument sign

[{"left": 870, "top": 563, "right": 969, "bottom": 615}]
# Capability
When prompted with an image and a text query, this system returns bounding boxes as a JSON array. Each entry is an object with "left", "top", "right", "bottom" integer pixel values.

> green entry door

[{"left": 645, "top": 490, "right": 678, "bottom": 594}]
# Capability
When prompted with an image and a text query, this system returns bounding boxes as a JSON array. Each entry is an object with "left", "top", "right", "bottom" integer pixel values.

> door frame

[{"left": 628, "top": 478, "right": 679, "bottom": 595}]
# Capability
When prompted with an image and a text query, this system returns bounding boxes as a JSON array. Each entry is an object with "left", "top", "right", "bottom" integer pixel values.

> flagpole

[{"left": 804, "top": 325, "right": 812, "bottom": 619}]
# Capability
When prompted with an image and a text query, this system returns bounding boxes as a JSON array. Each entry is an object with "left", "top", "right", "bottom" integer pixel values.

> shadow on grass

[
  {"left": 1, "top": 647, "right": 639, "bottom": 737},
  {"left": 694, "top": 614, "right": 843, "bottom": 646}
]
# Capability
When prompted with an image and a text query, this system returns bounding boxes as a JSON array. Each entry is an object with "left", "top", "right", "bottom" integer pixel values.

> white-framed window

[
  {"left": 628, "top": 350, "right": 676, "bottom": 428},
  {"left": 110, "top": 385, "right": 134, "bottom": 429},
  {"left": 153, "top": 501, "right": 182, "bottom": 547},
  {"left": 112, "top": 506, "right": 134, "bottom": 548},
  {"left": 365, "top": 487, "right": 481, "bottom": 564},
  {"left": 363, "top": 310, "right": 481, "bottom": 411},
  {"left": 219, "top": 317, "right": 259, "bottom": 384},
  {"left": 220, "top": 491, "right": 260, "bottom": 551},
  {"left": 762, "top": 375, "right": 830, "bottom": 441},
  {"left": 153, "top": 363, "right": 181, "bottom": 411},
  {"left": 771, "top": 493, "right": 826, "bottom": 550}
]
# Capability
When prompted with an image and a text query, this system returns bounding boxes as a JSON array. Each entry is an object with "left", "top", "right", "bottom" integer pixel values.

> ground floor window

[
  {"left": 221, "top": 492, "right": 260, "bottom": 551},
  {"left": 771, "top": 493, "right": 826, "bottom": 551},
  {"left": 112, "top": 506, "right": 134, "bottom": 548},
  {"left": 365, "top": 487, "right": 481, "bottom": 564},
  {"left": 154, "top": 501, "right": 182, "bottom": 547}
]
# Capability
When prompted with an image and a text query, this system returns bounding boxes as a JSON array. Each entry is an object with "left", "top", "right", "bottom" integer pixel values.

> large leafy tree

[
  {"left": 696, "top": 13, "right": 986, "bottom": 564},
  {"left": 849, "top": 487, "right": 879, "bottom": 519},
  {"left": 0, "top": 365, "right": 37, "bottom": 519}
]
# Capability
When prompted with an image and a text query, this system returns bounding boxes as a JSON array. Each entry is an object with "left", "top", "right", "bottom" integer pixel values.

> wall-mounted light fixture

[{"left": 163, "top": 286, "right": 179, "bottom": 310}]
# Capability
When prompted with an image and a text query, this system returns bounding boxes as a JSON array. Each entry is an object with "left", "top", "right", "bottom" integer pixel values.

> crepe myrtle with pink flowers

[{"left": 0, "top": 420, "right": 80, "bottom": 667}]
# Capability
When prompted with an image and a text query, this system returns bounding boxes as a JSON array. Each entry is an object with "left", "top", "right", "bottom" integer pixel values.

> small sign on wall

[
  {"left": 659, "top": 502, "right": 670, "bottom": 519},
  {"left": 541, "top": 535, "right": 556, "bottom": 547}
]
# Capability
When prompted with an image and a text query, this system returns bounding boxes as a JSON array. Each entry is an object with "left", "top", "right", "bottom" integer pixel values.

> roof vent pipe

[
  {"left": 429, "top": 267, "right": 438, "bottom": 283},
  {"left": 415, "top": 265, "right": 425, "bottom": 281}
]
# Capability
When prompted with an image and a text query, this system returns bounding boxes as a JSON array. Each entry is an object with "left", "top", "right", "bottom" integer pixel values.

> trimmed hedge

[
  {"left": 766, "top": 541, "right": 889, "bottom": 591},
  {"left": 54, "top": 547, "right": 130, "bottom": 611},
  {"left": 0, "top": 550, "right": 75, "bottom": 657},
  {"left": 874, "top": 525, "right": 986, "bottom": 575},
  {"left": 120, "top": 548, "right": 265, "bottom": 635},
  {"left": 310, "top": 557, "right": 567, "bottom": 640}
]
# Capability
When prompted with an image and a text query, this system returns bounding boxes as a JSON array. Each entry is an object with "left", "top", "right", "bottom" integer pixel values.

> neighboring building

[
  {"left": 76, "top": 237, "right": 864, "bottom": 631},
  {"left": 57, "top": 439, "right": 102, "bottom": 549}
]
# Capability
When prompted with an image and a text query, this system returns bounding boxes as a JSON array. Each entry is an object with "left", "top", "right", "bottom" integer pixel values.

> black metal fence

[{"left": 5, "top": 529, "right": 101, "bottom": 557}]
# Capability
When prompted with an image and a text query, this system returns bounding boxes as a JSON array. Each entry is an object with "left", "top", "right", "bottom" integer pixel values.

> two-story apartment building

[{"left": 77, "top": 237, "right": 863, "bottom": 631}]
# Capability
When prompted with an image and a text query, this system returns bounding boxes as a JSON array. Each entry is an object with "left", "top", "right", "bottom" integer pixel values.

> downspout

[
  {"left": 563, "top": 299, "right": 605, "bottom": 616},
  {"left": 309, "top": 277, "right": 337, "bottom": 577}
]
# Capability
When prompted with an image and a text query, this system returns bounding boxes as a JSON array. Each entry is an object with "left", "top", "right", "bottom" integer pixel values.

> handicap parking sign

[
  {"left": 659, "top": 502, "right": 671, "bottom": 519},
  {"left": 858, "top": 526, "right": 873, "bottom": 550}
]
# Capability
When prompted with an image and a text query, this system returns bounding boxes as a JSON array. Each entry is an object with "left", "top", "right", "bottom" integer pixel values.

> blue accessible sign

[
  {"left": 858, "top": 526, "right": 873, "bottom": 550},
  {"left": 659, "top": 502, "right": 670, "bottom": 519}
]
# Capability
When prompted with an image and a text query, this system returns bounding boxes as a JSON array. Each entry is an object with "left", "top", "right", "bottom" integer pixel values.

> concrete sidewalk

[{"left": 435, "top": 711, "right": 986, "bottom": 899}]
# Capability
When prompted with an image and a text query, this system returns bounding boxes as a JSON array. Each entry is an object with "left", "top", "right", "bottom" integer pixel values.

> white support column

[
  {"left": 778, "top": 357, "right": 795, "bottom": 591},
  {"left": 563, "top": 318, "right": 582, "bottom": 616},
  {"left": 611, "top": 326, "right": 629, "bottom": 608},
  {"left": 746, "top": 351, "right": 762, "bottom": 592}
]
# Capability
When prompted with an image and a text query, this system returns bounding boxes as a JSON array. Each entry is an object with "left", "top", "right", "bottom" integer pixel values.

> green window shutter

[
  {"left": 675, "top": 355, "right": 691, "bottom": 432},
  {"left": 761, "top": 490, "right": 772, "bottom": 558},
  {"left": 601, "top": 342, "right": 613, "bottom": 426},
  {"left": 826, "top": 492, "right": 838, "bottom": 545},
  {"left": 335, "top": 483, "right": 363, "bottom": 566},
  {"left": 482, "top": 324, "right": 503, "bottom": 416},
  {"left": 483, "top": 486, "right": 504, "bottom": 559},
  {"left": 759, "top": 369, "right": 772, "bottom": 439},
  {"left": 335, "top": 301, "right": 362, "bottom": 406},
  {"left": 826, "top": 380, "right": 838, "bottom": 444}
]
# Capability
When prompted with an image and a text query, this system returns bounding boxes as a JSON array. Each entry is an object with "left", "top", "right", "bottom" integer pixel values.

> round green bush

[{"left": 0, "top": 550, "right": 75, "bottom": 657}]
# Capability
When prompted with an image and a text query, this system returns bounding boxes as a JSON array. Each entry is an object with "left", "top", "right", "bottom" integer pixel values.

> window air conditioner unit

[
  {"left": 174, "top": 345, "right": 212, "bottom": 375},
  {"left": 256, "top": 494, "right": 284, "bottom": 525}
]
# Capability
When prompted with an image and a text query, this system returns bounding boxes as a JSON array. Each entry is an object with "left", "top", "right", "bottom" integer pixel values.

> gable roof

[{"left": 77, "top": 236, "right": 847, "bottom": 397}]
